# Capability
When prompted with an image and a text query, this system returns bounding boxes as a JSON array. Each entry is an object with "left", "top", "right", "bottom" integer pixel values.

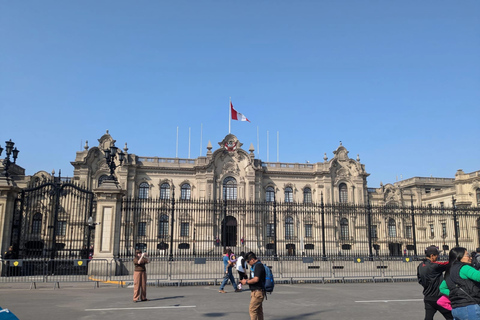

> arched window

[
  {"left": 223, "top": 177, "right": 237, "bottom": 200},
  {"left": 285, "top": 187, "right": 293, "bottom": 203},
  {"left": 98, "top": 175, "right": 109, "bottom": 187},
  {"left": 181, "top": 184, "right": 191, "bottom": 200},
  {"left": 340, "top": 218, "right": 349, "bottom": 240},
  {"left": 388, "top": 218, "right": 397, "bottom": 237},
  {"left": 339, "top": 183, "right": 348, "bottom": 203},
  {"left": 477, "top": 189, "right": 480, "bottom": 206},
  {"left": 160, "top": 183, "right": 170, "bottom": 200},
  {"left": 158, "top": 214, "right": 169, "bottom": 238},
  {"left": 266, "top": 186, "right": 275, "bottom": 202},
  {"left": 139, "top": 182, "right": 149, "bottom": 199},
  {"left": 303, "top": 187, "right": 312, "bottom": 203},
  {"left": 285, "top": 216, "right": 294, "bottom": 240},
  {"left": 32, "top": 213, "right": 42, "bottom": 234}
]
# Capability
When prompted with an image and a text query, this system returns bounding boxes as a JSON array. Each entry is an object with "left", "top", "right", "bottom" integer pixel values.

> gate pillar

[
  {"left": 92, "top": 180, "right": 125, "bottom": 269},
  {"left": 0, "top": 180, "right": 20, "bottom": 272}
]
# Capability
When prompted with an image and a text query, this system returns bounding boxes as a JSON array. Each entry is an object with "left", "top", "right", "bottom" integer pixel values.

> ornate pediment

[{"left": 218, "top": 134, "right": 243, "bottom": 153}]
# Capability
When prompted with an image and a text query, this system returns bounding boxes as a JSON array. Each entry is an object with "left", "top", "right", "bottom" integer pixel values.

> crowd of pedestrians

[{"left": 418, "top": 245, "right": 480, "bottom": 320}]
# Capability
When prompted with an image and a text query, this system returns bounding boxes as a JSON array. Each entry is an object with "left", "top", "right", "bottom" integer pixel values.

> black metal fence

[
  {"left": 10, "top": 177, "right": 96, "bottom": 260},
  {"left": 119, "top": 198, "right": 480, "bottom": 260}
]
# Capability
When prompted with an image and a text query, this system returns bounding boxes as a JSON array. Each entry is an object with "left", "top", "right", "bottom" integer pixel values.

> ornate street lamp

[
  {"left": 104, "top": 144, "right": 125, "bottom": 181},
  {"left": 0, "top": 139, "right": 19, "bottom": 178}
]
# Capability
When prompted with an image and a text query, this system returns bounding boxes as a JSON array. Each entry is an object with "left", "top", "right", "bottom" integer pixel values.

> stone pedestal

[
  {"left": 92, "top": 180, "right": 125, "bottom": 276},
  {"left": 0, "top": 178, "right": 20, "bottom": 275}
]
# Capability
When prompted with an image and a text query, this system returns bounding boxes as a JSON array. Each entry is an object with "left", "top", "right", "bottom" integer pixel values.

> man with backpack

[{"left": 240, "top": 252, "right": 266, "bottom": 320}]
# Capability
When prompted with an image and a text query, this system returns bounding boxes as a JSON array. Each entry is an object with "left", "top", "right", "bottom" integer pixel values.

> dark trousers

[
  {"left": 238, "top": 271, "right": 248, "bottom": 280},
  {"left": 424, "top": 298, "right": 453, "bottom": 320}
]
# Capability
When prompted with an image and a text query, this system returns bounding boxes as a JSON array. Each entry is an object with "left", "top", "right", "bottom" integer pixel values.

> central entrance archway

[{"left": 222, "top": 216, "right": 237, "bottom": 247}]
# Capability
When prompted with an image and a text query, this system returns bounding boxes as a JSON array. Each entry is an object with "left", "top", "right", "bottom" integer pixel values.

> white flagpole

[
  {"left": 188, "top": 127, "right": 191, "bottom": 159},
  {"left": 229, "top": 97, "right": 231, "bottom": 134}
]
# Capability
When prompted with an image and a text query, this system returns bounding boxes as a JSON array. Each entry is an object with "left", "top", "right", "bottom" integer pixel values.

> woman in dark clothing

[{"left": 440, "top": 247, "right": 480, "bottom": 319}]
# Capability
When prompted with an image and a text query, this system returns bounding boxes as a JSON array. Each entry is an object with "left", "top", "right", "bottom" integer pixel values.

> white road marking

[
  {"left": 85, "top": 305, "right": 196, "bottom": 311},
  {"left": 355, "top": 299, "right": 423, "bottom": 303}
]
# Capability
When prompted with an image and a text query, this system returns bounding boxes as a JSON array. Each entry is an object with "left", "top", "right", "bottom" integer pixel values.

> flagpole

[{"left": 229, "top": 97, "right": 231, "bottom": 134}]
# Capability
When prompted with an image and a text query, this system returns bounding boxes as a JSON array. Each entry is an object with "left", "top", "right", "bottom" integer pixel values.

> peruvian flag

[{"left": 230, "top": 101, "right": 250, "bottom": 122}]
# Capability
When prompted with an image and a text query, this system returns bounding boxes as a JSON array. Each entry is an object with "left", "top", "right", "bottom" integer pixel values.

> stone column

[
  {"left": 91, "top": 180, "right": 125, "bottom": 276},
  {"left": 0, "top": 179, "right": 20, "bottom": 274}
]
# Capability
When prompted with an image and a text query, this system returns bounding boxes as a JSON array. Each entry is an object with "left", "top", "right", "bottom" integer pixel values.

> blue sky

[{"left": 1, "top": 1, "right": 479, "bottom": 187}]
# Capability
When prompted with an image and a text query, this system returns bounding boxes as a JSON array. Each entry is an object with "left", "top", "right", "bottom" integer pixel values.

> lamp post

[
  {"left": 0, "top": 139, "right": 20, "bottom": 179},
  {"left": 86, "top": 216, "right": 100, "bottom": 259},
  {"left": 104, "top": 144, "right": 125, "bottom": 181}
]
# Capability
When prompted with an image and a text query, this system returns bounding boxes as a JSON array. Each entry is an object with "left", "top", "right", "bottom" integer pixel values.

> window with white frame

[
  {"left": 32, "top": 213, "right": 42, "bottom": 234},
  {"left": 303, "top": 187, "right": 312, "bottom": 203},
  {"left": 388, "top": 218, "right": 397, "bottom": 237},
  {"left": 139, "top": 182, "right": 149, "bottom": 199},
  {"left": 285, "top": 216, "right": 294, "bottom": 239},
  {"left": 181, "top": 184, "right": 191, "bottom": 200},
  {"left": 158, "top": 214, "right": 169, "bottom": 238},
  {"left": 305, "top": 224, "right": 313, "bottom": 238},
  {"left": 267, "top": 223, "right": 275, "bottom": 237},
  {"left": 339, "top": 183, "right": 348, "bottom": 203},
  {"left": 223, "top": 177, "right": 237, "bottom": 200},
  {"left": 160, "top": 183, "right": 170, "bottom": 200},
  {"left": 56, "top": 221, "right": 67, "bottom": 236},
  {"left": 266, "top": 186, "right": 275, "bottom": 202},
  {"left": 340, "top": 218, "right": 349, "bottom": 240},
  {"left": 180, "top": 222, "right": 190, "bottom": 237},
  {"left": 284, "top": 187, "right": 293, "bottom": 203},
  {"left": 138, "top": 222, "right": 146, "bottom": 236}
]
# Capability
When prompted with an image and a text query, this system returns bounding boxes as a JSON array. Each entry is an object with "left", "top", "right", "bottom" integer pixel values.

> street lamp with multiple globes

[
  {"left": 104, "top": 144, "right": 125, "bottom": 181},
  {"left": 0, "top": 139, "right": 20, "bottom": 178}
]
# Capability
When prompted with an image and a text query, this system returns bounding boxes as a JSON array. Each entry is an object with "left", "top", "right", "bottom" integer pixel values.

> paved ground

[{"left": 0, "top": 281, "right": 431, "bottom": 319}]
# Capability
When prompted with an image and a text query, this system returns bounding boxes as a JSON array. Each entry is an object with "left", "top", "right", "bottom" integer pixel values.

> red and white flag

[{"left": 230, "top": 102, "right": 250, "bottom": 122}]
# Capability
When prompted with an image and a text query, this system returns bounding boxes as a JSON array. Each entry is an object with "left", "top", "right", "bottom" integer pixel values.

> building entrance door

[{"left": 222, "top": 216, "right": 237, "bottom": 247}]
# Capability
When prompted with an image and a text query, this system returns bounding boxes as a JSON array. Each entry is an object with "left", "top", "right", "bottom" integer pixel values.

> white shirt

[{"left": 236, "top": 256, "right": 246, "bottom": 273}]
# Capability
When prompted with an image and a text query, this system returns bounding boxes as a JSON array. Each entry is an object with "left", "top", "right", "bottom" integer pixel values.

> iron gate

[{"left": 10, "top": 177, "right": 95, "bottom": 260}]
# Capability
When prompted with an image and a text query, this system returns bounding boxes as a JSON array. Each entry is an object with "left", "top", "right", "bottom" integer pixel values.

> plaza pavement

[{"left": 0, "top": 281, "right": 427, "bottom": 319}]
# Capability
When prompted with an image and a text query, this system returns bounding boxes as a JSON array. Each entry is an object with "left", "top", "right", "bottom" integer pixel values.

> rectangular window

[
  {"left": 442, "top": 223, "right": 447, "bottom": 238},
  {"left": 181, "top": 222, "right": 190, "bottom": 237},
  {"left": 440, "top": 202, "right": 444, "bottom": 209},
  {"left": 430, "top": 224, "right": 434, "bottom": 238},
  {"left": 267, "top": 223, "right": 275, "bottom": 237},
  {"left": 56, "top": 221, "right": 67, "bottom": 236},
  {"left": 371, "top": 225, "right": 378, "bottom": 239},
  {"left": 305, "top": 224, "right": 313, "bottom": 238},
  {"left": 405, "top": 226, "right": 412, "bottom": 239},
  {"left": 138, "top": 222, "right": 146, "bottom": 237}
]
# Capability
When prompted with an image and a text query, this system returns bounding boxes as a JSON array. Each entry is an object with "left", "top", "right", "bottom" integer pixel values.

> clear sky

[{"left": 1, "top": 1, "right": 479, "bottom": 187}]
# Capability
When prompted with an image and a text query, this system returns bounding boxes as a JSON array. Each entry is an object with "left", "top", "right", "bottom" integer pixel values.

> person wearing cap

[
  {"left": 133, "top": 249, "right": 150, "bottom": 302},
  {"left": 417, "top": 245, "right": 453, "bottom": 320}
]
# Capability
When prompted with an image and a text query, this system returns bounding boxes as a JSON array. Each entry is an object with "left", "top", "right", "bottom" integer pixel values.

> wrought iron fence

[{"left": 119, "top": 198, "right": 480, "bottom": 260}]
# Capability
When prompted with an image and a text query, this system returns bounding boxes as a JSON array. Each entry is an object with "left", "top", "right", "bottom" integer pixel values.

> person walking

[
  {"left": 219, "top": 248, "right": 240, "bottom": 293},
  {"left": 236, "top": 251, "right": 248, "bottom": 290},
  {"left": 133, "top": 249, "right": 149, "bottom": 302},
  {"left": 240, "top": 252, "right": 266, "bottom": 320},
  {"left": 440, "top": 247, "right": 480, "bottom": 319},
  {"left": 417, "top": 245, "right": 453, "bottom": 320}
]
